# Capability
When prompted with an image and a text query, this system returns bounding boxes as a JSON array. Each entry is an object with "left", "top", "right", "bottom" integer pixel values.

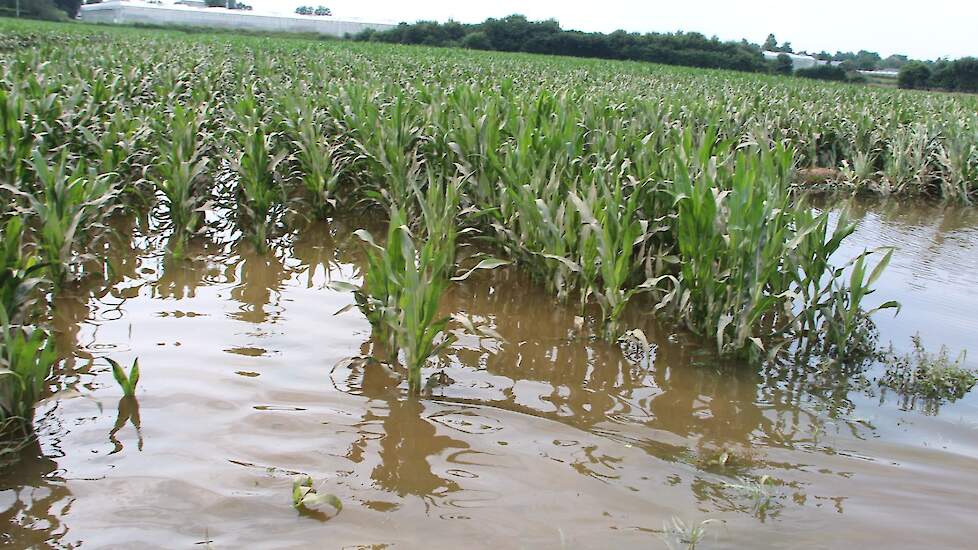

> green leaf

[
  {"left": 327, "top": 281, "right": 360, "bottom": 293},
  {"left": 129, "top": 359, "right": 140, "bottom": 394},
  {"left": 353, "top": 229, "right": 383, "bottom": 250},
  {"left": 108, "top": 358, "right": 127, "bottom": 388},
  {"left": 300, "top": 492, "right": 343, "bottom": 513},
  {"left": 452, "top": 258, "right": 510, "bottom": 281}
]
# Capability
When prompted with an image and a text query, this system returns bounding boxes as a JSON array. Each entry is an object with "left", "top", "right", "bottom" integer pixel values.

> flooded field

[{"left": 2, "top": 200, "right": 977, "bottom": 549}]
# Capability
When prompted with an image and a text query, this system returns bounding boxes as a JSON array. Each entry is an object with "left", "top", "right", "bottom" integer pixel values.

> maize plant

[
  {"left": 228, "top": 93, "right": 288, "bottom": 253},
  {"left": 0, "top": 310, "right": 58, "bottom": 429},
  {"left": 153, "top": 104, "right": 211, "bottom": 258},
  {"left": 12, "top": 152, "right": 117, "bottom": 289},
  {"left": 0, "top": 19, "right": 942, "bottom": 373}
]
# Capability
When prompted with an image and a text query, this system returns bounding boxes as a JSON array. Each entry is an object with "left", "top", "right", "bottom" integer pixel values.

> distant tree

[
  {"left": 53, "top": 0, "right": 81, "bottom": 18},
  {"left": 0, "top": 0, "right": 67, "bottom": 19},
  {"left": 355, "top": 15, "right": 769, "bottom": 72},
  {"left": 854, "top": 50, "right": 882, "bottom": 70},
  {"left": 881, "top": 54, "right": 909, "bottom": 70},
  {"left": 953, "top": 57, "right": 978, "bottom": 93},
  {"left": 929, "top": 58, "right": 978, "bottom": 93},
  {"left": 773, "top": 53, "right": 793, "bottom": 74},
  {"left": 460, "top": 31, "right": 491, "bottom": 50},
  {"left": 762, "top": 33, "right": 793, "bottom": 53},
  {"left": 898, "top": 61, "right": 932, "bottom": 90}
]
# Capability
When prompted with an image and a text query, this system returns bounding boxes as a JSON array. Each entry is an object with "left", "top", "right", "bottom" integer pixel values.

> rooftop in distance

[{"left": 79, "top": 0, "right": 395, "bottom": 37}]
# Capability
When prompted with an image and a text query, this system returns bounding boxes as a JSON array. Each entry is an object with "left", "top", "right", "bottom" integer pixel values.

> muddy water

[{"left": 2, "top": 201, "right": 978, "bottom": 549}]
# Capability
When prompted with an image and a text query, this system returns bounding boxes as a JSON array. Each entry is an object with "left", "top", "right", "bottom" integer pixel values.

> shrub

[
  {"left": 796, "top": 65, "right": 848, "bottom": 82},
  {"left": 898, "top": 62, "right": 932, "bottom": 90}
]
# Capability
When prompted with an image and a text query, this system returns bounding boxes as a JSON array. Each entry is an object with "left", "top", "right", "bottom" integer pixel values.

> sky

[{"left": 167, "top": 1, "right": 977, "bottom": 60}]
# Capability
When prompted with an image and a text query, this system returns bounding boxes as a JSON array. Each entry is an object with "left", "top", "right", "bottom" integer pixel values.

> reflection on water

[
  {"left": 2, "top": 200, "right": 978, "bottom": 548},
  {"left": 0, "top": 438, "right": 71, "bottom": 548},
  {"left": 226, "top": 245, "right": 293, "bottom": 325},
  {"left": 832, "top": 198, "right": 978, "bottom": 371},
  {"left": 108, "top": 397, "right": 142, "bottom": 455}
]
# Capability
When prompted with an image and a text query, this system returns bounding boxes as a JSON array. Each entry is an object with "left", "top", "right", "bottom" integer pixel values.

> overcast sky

[{"left": 170, "top": 1, "right": 976, "bottom": 60}]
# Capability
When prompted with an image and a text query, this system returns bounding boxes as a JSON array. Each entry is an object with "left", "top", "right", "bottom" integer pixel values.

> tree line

[
  {"left": 354, "top": 15, "right": 769, "bottom": 73},
  {"left": 899, "top": 59, "right": 978, "bottom": 93},
  {"left": 0, "top": 0, "right": 81, "bottom": 19}
]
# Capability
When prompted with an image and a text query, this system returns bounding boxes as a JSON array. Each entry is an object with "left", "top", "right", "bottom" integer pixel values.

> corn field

[{"left": 2, "top": 18, "right": 972, "bottom": 429}]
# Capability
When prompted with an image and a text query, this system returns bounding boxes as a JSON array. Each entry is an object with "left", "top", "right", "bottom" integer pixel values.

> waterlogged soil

[{"left": 3, "top": 200, "right": 978, "bottom": 549}]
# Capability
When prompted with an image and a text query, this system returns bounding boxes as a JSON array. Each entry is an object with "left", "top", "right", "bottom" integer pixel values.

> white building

[
  {"left": 762, "top": 51, "right": 842, "bottom": 71},
  {"left": 80, "top": 1, "right": 395, "bottom": 38}
]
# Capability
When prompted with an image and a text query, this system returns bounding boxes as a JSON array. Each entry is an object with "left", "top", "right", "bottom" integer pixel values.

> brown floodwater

[{"left": 2, "top": 200, "right": 978, "bottom": 549}]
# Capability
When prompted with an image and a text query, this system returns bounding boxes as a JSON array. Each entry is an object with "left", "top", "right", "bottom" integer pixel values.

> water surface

[{"left": 2, "top": 201, "right": 978, "bottom": 549}]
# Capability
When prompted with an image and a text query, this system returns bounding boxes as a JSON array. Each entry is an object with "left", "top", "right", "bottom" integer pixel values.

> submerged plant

[
  {"left": 570, "top": 170, "right": 654, "bottom": 338},
  {"left": 336, "top": 173, "right": 506, "bottom": 393},
  {"left": 658, "top": 517, "right": 718, "bottom": 550},
  {"left": 662, "top": 142, "right": 797, "bottom": 356},
  {"left": 881, "top": 335, "right": 975, "bottom": 403},
  {"left": 819, "top": 248, "right": 899, "bottom": 361},
  {"left": 724, "top": 475, "right": 779, "bottom": 517},
  {"left": 0, "top": 416, "right": 36, "bottom": 472}
]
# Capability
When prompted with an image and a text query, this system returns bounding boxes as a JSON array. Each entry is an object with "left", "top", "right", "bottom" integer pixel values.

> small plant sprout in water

[
  {"left": 107, "top": 357, "right": 140, "bottom": 398},
  {"left": 292, "top": 476, "right": 342, "bottom": 519},
  {"left": 724, "top": 475, "right": 779, "bottom": 517},
  {"left": 657, "top": 517, "right": 719, "bottom": 550},
  {"left": 881, "top": 335, "right": 975, "bottom": 405}
]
